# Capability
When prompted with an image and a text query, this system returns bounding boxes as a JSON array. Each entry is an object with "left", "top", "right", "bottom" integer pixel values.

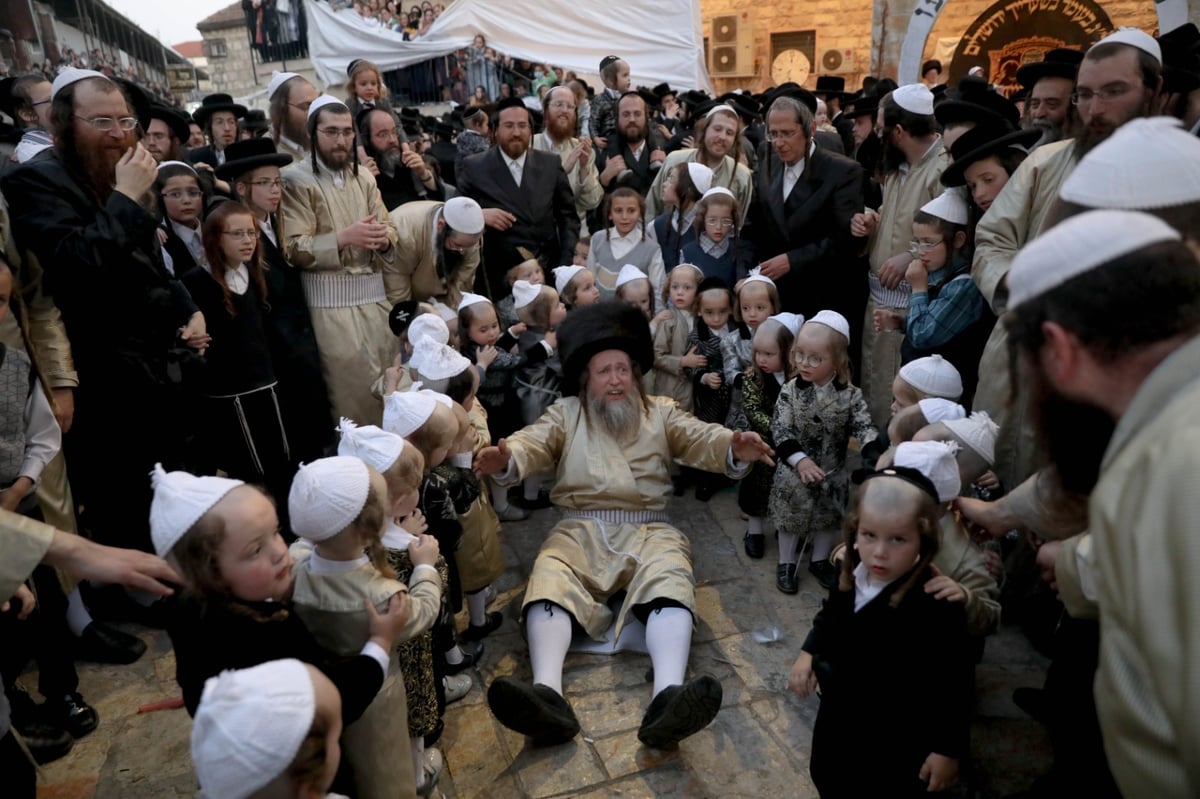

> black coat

[
  {"left": 595, "top": 136, "right": 656, "bottom": 197},
  {"left": 374, "top": 163, "right": 445, "bottom": 212},
  {"left": 187, "top": 145, "right": 224, "bottom": 170},
  {"left": 429, "top": 140, "right": 458, "bottom": 187},
  {"left": 456, "top": 146, "right": 579, "bottom": 298}
]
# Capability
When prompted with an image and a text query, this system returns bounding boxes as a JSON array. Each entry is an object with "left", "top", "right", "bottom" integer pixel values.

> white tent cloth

[{"left": 305, "top": 0, "right": 713, "bottom": 94}]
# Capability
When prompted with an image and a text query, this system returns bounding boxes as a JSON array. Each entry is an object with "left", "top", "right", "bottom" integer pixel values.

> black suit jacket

[
  {"left": 595, "top": 137, "right": 656, "bottom": 196},
  {"left": 746, "top": 144, "right": 866, "bottom": 322},
  {"left": 187, "top": 145, "right": 224, "bottom": 170},
  {"left": 456, "top": 146, "right": 580, "bottom": 297}
]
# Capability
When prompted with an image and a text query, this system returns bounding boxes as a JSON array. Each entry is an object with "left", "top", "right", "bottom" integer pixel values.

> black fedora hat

[
  {"left": 215, "top": 136, "right": 293, "bottom": 180},
  {"left": 652, "top": 82, "right": 677, "bottom": 100},
  {"left": 940, "top": 124, "right": 1041, "bottom": 187},
  {"left": 1016, "top": 48, "right": 1085, "bottom": 90},
  {"left": 1159, "top": 23, "right": 1200, "bottom": 94},
  {"left": 935, "top": 76, "right": 1018, "bottom": 130},
  {"left": 194, "top": 93, "right": 249, "bottom": 127},
  {"left": 150, "top": 103, "right": 191, "bottom": 143},
  {"left": 241, "top": 109, "right": 270, "bottom": 136},
  {"left": 846, "top": 97, "right": 879, "bottom": 119},
  {"left": 814, "top": 75, "right": 847, "bottom": 97},
  {"left": 764, "top": 84, "right": 817, "bottom": 115}
]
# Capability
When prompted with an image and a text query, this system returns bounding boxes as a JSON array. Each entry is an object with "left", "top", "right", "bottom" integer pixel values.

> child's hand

[
  {"left": 850, "top": 209, "right": 878, "bottom": 238},
  {"left": 879, "top": 252, "right": 914, "bottom": 289},
  {"left": 983, "top": 548, "right": 1003, "bottom": 580},
  {"left": 872, "top": 308, "right": 904, "bottom": 332},
  {"left": 905, "top": 258, "right": 929, "bottom": 291},
  {"left": 408, "top": 533, "right": 440, "bottom": 567},
  {"left": 924, "top": 564, "right": 967, "bottom": 602},
  {"left": 509, "top": 322, "right": 527, "bottom": 337},
  {"left": 975, "top": 470, "right": 1001, "bottom": 490},
  {"left": 680, "top": 346, "right": 707, "bottom": 369},
  {"left": 400, "top": 509, "right": 427, "bottom": 536},
  {"left": 653, "top": 309, "right": 673, "bottom": 326},
  {"left": 795, "top": 457, "right": 826, "bottom": 483},
  {"left": 919, "top": 753, "right": 959, "bottom": 792},
  {"left": 476, "top": 345, "right": 498, "bottom": 369},
  {"left": 1, "top": 583, "right": 36, "bottom": 620},
  {"left": 787, "top": 650, "right": 818, "bottom": 698},
  {"left": 384, "top": 365, "right": 402, "bottom": 395},
  {"left": 156, "top": 227, "right": 169, "bottom": 247},
  {"left": 179, "top": 312, "right": 211, "bottom": 355},
  {"left": 365, "top": 591, "right": 411, "bottom": 650},
  {"left": 701, "top": 372, "right": 722, "bottom": 389}
]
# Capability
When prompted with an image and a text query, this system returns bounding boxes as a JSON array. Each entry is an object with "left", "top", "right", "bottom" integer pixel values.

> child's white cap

[
  {"left": 412, "top": 337, "right": 471, "bottom": 380},
  {"left": 512, "top": 279, "right": 541, "bottom": 309},
  {"left": 457, "top": 292, "right": 491, "bottom": 311},
  {"left": 191, "top": 658, "right": 315, "bottom": 799},
  {"left": 898, "top": 355, "right": 963, "bottom": 400},
  {"left": 383, "top": 387, "right": 438, "bottom": 437},
  {"left": 149, "top": 464, "right": 244, "bottom": 558},
  {"left": 336, "top": 417, "right": 405, "bottom": 473},
  {"left": 943, "top": 411, "right": 999, "bottom": 465},
  {"left": 687, "top": 162, "right": 714, "bottom": 195},
  {"left": 407, "top": 313, "right": 449, "bottom": 346},
  {"left": 808, "top": 310, "right": 850, "bottom": 342},
  {"left": 267, "top": 71, "right": 302, "bottom": 99},
  {"left": 701, "top": 186, "right": 736, "bottom": 203},
  {"left": 894, "top": 440, "right": 961, "bottom": 502},
  {"left": 410, "top": 382, "right": 455, "bottom": 409},
  {"left": 892, "top": 83, "right": 935, "bottom": 116},
  {"left": 288, "top": 456, "right": 371, "bottom": 542},
  {"left": 920, "top": 187, "right": 969, "bottom": 226},
  {"left": 917, "top": 397, "right": 967, "bottom": 424},
  {"left": 615, "top": 264, "right": 648, "bottom": 289},
  {"left": 553, "top": 265, "right": 585, "bottom": 295},
  {"left": 742, "top": 266, "right": 776, "bottom": 288},
  {"left": 768, "top": 311, "right": 805, "bottom": 337}
]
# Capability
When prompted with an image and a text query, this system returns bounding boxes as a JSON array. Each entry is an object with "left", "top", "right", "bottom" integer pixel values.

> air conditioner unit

[
  {"left": 710, "top": 12, "right": 755, "bottom": 77},
  {"left": 821, "top": 48, "right": 856, "bottom": 74}
]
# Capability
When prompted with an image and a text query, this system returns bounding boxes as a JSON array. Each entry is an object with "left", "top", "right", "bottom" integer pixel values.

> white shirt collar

[
  {"left": 609, "top": 226, "right": 639, "bottom": 242},
  {"left": 783, "top": 140, "right": 816, "bottom": 174},
  {"left": 170, "top": 218, "right": 201, "bottom": 245},
  {"left": 225, "top": 263, "right": 250, "bottom": 295},
  {"left": 257, "top": 216, "right": 277, "bottom": 246},
  {"left": 773, "top": 371, "right": 786, "bottom": 385},
  {"left": 316, "top": 155, "right": 347, "bottom": 188},
  {"left": 853, "top": 562, "right": 889, "bottom": 611},
  {"left": 502, "top": 150, "right": 528, "bottom": 171},
  {"left": 382, "top": 520, "right": 416, "bottom": 551}
]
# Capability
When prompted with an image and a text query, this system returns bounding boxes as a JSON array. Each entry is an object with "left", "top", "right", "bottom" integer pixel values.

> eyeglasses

[
  {"left": 792, "top": 352, "right": 826, "bottom": 366},
  {"left": 75, "top": 115, "right": 138, "bottom": 131},
  {"left": 163, "top": 189, "right": 202, "bottom": 201},
  {"left": 1071, "top": 83, "right": 1134, "bottom": 106},
  {"left": 317, "top": 127, "right": 356, "bottom": 140},
  {"left": 548, "top": 101, "right": 576, "bottom": 111},
  {"left": 222, "top": 230, "right": 258, "bottom": 240},
  {"left": 250, "top": 178, "right": 284, "bottom": 189},
  {"left": 704, "top": 217, "right": 734, "bottom": 229},
  {"left": 908, "top": 238, "right": 944, "bottom": 253}
]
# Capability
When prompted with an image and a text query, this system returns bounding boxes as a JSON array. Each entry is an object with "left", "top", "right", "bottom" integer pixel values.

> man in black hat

[
  {"left": 663, "top": 90, "right": 708, "bottom": 153},
  {"left": 457, "top": 96, "right": 579, "bottom": 297},
  {"left": 239, "top": 109, "right": 270, "bottom": 140},
  {"left": 595, "top": 90, "right": 665, "bottom": 196},
  {"left": 190, "top": 93, "right": 248, "bottom": 168},
  {"left": 815, "top": 75, "right": 855, "bottom": 154},
  {"left": 143, "top": 103, "right": 191, "bottom": 164},
  {"left": 1157, "top": 22, "right": 1200, "bottom": 134},
  {"left": 474, "top": 302, "right": 774, "bottom": 750},
  {"left": 935, "top": 76, "right": 1021, "bottom": 153},
  {"left": 1016, "top": 48, "right": 1084, "bottom": 146},
  {"left": 846, "top": 96, "right": 882, "bottom": 207},
  {"left": 651, "top": 82, "right": 679, "bottom": 139},
  {"left": 428, "top": 119, "right": 459, "bottom": 185},
  {"left": 358, "top": 107, "right": 444, "bottom": 212}
]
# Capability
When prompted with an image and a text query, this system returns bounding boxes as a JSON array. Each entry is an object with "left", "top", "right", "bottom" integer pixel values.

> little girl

[
  {"left": 588, "top": 188, "right": 664, "bottom": 306},
  {"left": 553, "top": 264, "right": 601, "bottom": 310},
  {"left": 512, "top": 280, "right": 565, "bottom": 508},
  {"left": 495, "top": 249, "right": 543, "bottom": 330},
  {"left": 723, "top": 270, "right": 781, "bottom": 429},
  {"left": 615, "top": 264, "right": 653, "bottom": 321},
  {"left": 651, "top": 263, "right": 703, "bottom": 411},
  {"left": 156, "top": 160, "right": 208, "bottom": 277},
  {"left": 680, "top": 187, "right": 750, "bottom": 288},
  {"left": 788, "top": 468, "right": 972, "bottom": 797},
  {"left": 738, "top": 313, "right": 800, "bottom": 559},
  {"left": 683, "top": 278, "right": 738, "bottom": 500},
  {"left": 651, "top": 161, "right": 713, "bottom": 271},
  {"left": 769, "top": 311, "right": 877, "bottom": 594},
  {"left": 186, "top": 201, "right": 291, "bottom": 514},
  {"left": 344, "top": 58, "right": 392, "bottom": 118}
]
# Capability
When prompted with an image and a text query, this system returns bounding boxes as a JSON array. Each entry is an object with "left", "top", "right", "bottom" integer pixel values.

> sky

[{"left": 105, "top": 0, "right": 235, "bottom": 48}]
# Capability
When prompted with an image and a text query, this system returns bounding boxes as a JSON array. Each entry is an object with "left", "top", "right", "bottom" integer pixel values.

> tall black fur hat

[{"left": 557, "top": 301, "right": 654, "bottom": 396}]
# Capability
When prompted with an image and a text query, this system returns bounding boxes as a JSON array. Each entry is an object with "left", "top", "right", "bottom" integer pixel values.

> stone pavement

[{"left": 31, "top": 488, "right": 1052, "bottom": 799}]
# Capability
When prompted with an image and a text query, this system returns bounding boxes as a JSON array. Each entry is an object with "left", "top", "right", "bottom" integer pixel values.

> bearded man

[
  {"left": 386, "top": 195, "right": 484, "bottom": 307},
  {"left": 1016, "top": 48, "right": 1084, "bottom": 147},
  {"left": 533, "top": 85, "right": 603, "bottom": 230},
  {"left": 267, "top": 71, "right": 318, "bottom": 162},
  {"left": 281, "top": 95, "right": 399, "bottom": 425},
  {"left": 142, "top": 103, "right": 191, "bottom": 164},
  {"left": 359, "top": 107, "right": 444, "bottom": 211},
  {"left": 644, "top": 103, "right": 753, "bottom": 222},
  {"left": 474, "top": 303, "right": 774, "bottom": 749},
  {"left": 595, "top": 91, "right": 666, "bottom": 196}
]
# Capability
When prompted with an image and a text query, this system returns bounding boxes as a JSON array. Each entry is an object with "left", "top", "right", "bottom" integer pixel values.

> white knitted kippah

[
  {"left": 336, "top": 417, "right": 405, "bottom": 473},
  {"left": 149, "top": 464, "right": 244, "bottom": 558},
  {"left": 287, "top": 456, "right": 371, "bottom": 542},
  {"left": 894, "top": 440, "right": 962, "bottom": 502},
  {"left": 1059, "top": 117, "right": 1200, "bottom": 210}
]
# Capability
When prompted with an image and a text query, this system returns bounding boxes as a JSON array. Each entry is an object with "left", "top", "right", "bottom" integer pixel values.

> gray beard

[
  {"left": 1032, "top": 120, "right": 1063, "bottom": 146},
  {"left": 379, "top": 148, "right": 403, "bottom": 176},
  {"left": 586, "top": 389, "right": 642, "bottom": 441}
]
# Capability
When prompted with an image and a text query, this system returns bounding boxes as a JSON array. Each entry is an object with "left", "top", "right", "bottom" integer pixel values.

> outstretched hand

[
  {"left": 731, "top": 431, "right": 775, "bottom": 466},
  {"left": 473, "top": 438, "right": 512, "bottom": 476}
]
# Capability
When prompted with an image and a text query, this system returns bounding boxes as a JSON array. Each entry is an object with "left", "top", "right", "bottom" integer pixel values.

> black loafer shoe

[
  {"left": 808, "top": 558, "right": 839, "bottom": 591},
  {"left": 459, "top": 611, "right": 503, "bottom": 642},
  {"left": 512, "top": 491, "right": 553, "bottom": 510},
  {"left": 45, "top": 692, "right": 99, "bottom": 739},
  {"left": 743, "top": 533, "right": 765, "bottom": 559},
  {"left": 776, "top": 563, "right": 799, "bottom": 594},
  {"left": 637, "top": 674, "right": 723, "bottom": 749},
  {"left": 694, "top": 483, "right": 716, "bottom": 502},
  {"left": 445, "top": 641, "right": 484, "bottom": 675},
  {"left": 487, "top": 678, "right": 580, "bottom": 745},
  {"left": 17, "top": 720, "right": 74, "bottom": 764},
  {"left": 76, "top": 621, "right": 147, "bottom": 665}
]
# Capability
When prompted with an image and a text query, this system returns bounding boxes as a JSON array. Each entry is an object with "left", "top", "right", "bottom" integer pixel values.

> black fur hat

[{"left": 557, "top": 301, "right": 654, "bottom": 396}]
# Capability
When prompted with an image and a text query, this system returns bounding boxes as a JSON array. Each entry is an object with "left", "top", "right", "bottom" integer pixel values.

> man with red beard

[
  {"left": 533, "top": 85, "right": 603, "bottom": 232},
  {"left": 0, "top": 68, "right": 208, "bottom": 552},
  {"left": 969, "top": 28, "right": 1162, "bottom": 491}
]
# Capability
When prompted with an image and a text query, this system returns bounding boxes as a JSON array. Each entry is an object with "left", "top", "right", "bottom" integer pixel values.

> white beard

[{"left": 585, "top": 388, "right": 642, "bottom": 441}]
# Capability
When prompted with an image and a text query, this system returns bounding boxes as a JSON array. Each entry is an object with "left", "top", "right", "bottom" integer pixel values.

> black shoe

[
  {"left": 807, "top": 558, "right": 839, "bottom": 591},
  {"left": 776, "top": 563, "right": 799, "bottom": 594},
  {"left": 1013, "top": 686, "right": 1050, "bottom": 723},
  {"left": 637, "top": 674, "right": 723, "bottom": 749},
  {"left": 445, "top": 641, "right": 484, "bottom": 675},
  {"left": 694, "top": 483, "right": 716, "bottom": 502},
  {"left": 76, "top": 621, "right": 147, "bottom": 664},
  {"left": 423, "top": 718, "right": 444, "bottom": 748},
  {"left": 459, "top": 611, "right": 503, "bottom": 642},
  {"left": 743, "top": 532, "right": 765, "bottom": 559},
  {"left": 512, "top": 491, "right": 552, "bottom": 510},
  {"left": 16, "top": 720, "right": 74, "bottom": 764},
  {"left": 672, "top": 475, "right": 689, "bottom": 497},
  {"left": 44, "top": 692, "right": 99, "bottom": 739},
  {"left": 80, "top": 583, "right": 173, "bottom": 628},
  {"left": 487, "top": 678, "right": 580, "bottom": 745}
]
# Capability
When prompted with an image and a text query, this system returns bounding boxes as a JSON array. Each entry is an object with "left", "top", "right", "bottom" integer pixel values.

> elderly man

[
  {"left": 457, "top": 96, "right": 578, "bottom": 297},
  {"left": 1016, "top": 48, "right": 1084, "bottom": 147},
  {"left": 386, "top": 195, "right": 484, "bottom": 308},
  {"left": 189, "top": 92, "right": 247, "bottom": 168},
  {"left": 1001, "top": 209, "right": 1200, "bottom": 799},
  {"left": 595, "top": 91, "right": 665, "bottom": 196},
  {"left": 267, "top": 71, "right": 317, "bottom": 162},
  {"left": 282, "top": 94, "right": 399, "bottom": 425},
  {"left": 475, "top": 303, "right": 774, "bottom": 749},
  {"left": 533, "top": 85, "right": 603, "bottom": 232},
  {"left": 644, "top": 102, "right": 753, "bottom": 222},
  {"left": 359, "top": 107, "right": 444, "bottom": 211}
]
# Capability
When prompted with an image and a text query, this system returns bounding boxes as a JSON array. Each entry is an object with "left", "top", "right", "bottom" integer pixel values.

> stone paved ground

[{"left": 31, "top": 488, "right": 1051, "bottom": 799}]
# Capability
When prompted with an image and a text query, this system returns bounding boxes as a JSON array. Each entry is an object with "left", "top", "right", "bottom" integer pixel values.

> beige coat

[
  {"left": 456, "top": 402, "right": 503, "bottom": 592},
  {"left": 651, "top": 308, "right": 694, "bottom": 412},
  {"left": 385, "top": 201, "right": 481, "bottom": 307},
  {"left": 644, "top": 149, "right": 754, "bottom": 225},
  {"left": 532, "top": 132, "right": 604, "bottom": 228},
  {"left": 1089, "top": 335, "right": 1200, "bottom": 799},
  {"left": 936, "top": 513, "right": 1001, "bottom": 636}
]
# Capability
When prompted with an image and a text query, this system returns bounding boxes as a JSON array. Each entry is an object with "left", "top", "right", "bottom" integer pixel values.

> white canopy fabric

[{"left": 305, "top": 0, "right": 714, "bottom": 95}]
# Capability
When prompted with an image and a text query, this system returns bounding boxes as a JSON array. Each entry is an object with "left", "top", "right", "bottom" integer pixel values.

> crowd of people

[
  {"left": 0, "top": 16, "right": 1199, "bottom": 799},
  {"left": 0, "top": 46, "right": 182, "bottom": 110}
]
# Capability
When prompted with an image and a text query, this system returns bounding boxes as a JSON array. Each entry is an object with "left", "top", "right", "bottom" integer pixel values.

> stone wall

[{"left": 200, "top": 23, "right": 256, "bottom": 97}]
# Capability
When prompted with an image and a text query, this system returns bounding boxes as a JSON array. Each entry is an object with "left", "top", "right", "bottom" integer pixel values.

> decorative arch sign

[{"left": 895, "top": 0, "right": 1192, "bottom": 84}]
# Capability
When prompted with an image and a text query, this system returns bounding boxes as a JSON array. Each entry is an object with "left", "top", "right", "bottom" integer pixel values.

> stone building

[{"left": 197, "top": 0, "right": 318, "bottom": 106}]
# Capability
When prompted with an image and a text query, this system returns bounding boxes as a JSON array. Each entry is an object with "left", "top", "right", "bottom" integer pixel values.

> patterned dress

[
  {"left": 684, "top": 321, "right": 735, "bottom": 424},
  {"left": 768, "top": 378, "right": 877, "bottom": 535},
  {"left": 736, "top": 370, "right": 783, "bottom": 516},
  {"left": 385, "top": 542, "right": 452, "bottom": 739}
]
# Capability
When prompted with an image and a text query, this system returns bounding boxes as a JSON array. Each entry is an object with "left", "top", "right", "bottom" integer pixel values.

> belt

[
  {"left": 562, "top": 509, "right": 670, "bottom": 524},
  {"left": 301, "top": 271, "right": 387, "bottom": 308},
  {"left": 868, "top": 273, "right": 911, "bottom": 309}
]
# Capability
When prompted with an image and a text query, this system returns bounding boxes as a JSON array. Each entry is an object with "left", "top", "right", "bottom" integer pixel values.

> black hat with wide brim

[
  {"left": 935, "top": 76, "right": 1019, "bottom": 130},
  {"left": 1016, "top": 48, "right": 1085, "bottom": 90},
  {"left": 194, "top": 93, "right": 249, "bottom": 127},
  {"left": 940, "top": 125, "right": 1042, "bottom": 187},
  {"left": 557, "top": 301, "right": 654, "bottom": 397},
  {"left": 215, "top": 136, "right": 293, "bottom": 180},
  {"left": 846, "top": 97, "right": 878, "bottom": 119},
  {"left": 150, "top": 103, "right": 191, "bottom": 143}
]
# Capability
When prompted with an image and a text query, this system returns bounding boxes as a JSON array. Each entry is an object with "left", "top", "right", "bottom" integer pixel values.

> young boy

[{"left": 590, "top": 56, "right": 632, "bottom": 149}]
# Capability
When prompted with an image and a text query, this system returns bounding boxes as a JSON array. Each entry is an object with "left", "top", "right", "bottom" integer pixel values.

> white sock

[
  {"left": 812, "top": 530, "right": 837, "bottom": 562},
  {"left": 526, "top": 601, "right": 572, "bottom": 695},
  {"left": 646, "top": 606, "right": 693, "bottom": 698},
  {"left": 466, "top": 588, "right": 489, "bottom": 626},
  {"left": 523, "top": 475, "right": 542, "bottom": 502},
  {"left": 490, "top": 481, "right": 510, "bottom": 512},
  {"left": 444, "top": 645, "right": 464, "bottom": 665},
  {"left": 411, "top": 737, "right": 425, "bottom": 788},
  {"left": 66, "top": 587, "right": 94, "bottom": 637},
  {"left": 778, "top": 532, "right": 799, "bottom": 565},
  {"left": 747, "top": 516, "right": 764, "bottom": 536}
]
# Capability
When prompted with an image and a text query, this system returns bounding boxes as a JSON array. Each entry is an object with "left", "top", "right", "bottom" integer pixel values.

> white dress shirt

[{"left": 503, "top": 150, "right": 528, "bottom": 186}]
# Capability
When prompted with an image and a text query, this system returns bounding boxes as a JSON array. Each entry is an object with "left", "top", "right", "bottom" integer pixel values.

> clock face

[{"left": 772, "top": 49, "right": 811, "bottom": 85}]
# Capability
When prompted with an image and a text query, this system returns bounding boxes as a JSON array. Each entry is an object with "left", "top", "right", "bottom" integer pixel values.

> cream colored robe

[
  {"left": 935, "top": 513, "right": 1001, "bottom": 637},
  {"left": 650, "top": 308, "right": 693, "bottom": 412},
  {"left": 861, "top": 141, "right": 947, "bottom": 426},
  {"left": 644, "top": 149, "right": 754, "bottom": 226},
  {"left": 500, "top": 395, "right": 742, "bottom": 640},
  {"left": 971, "top": 139, "right": 1075, "bottom": 489},
  {"left": 386, "top": 201, "right": 480, "bottom": 307},
  {"left": 1088, "top": 335, "right": 1200, "bottom": 799},
  {"left": 532, "top": 132, "right": 604, "bottom": 231},
  {"left": 456, "top": 402, "right": 503, "bottom": 592},
  {"left": 281, "top": 160, "right": 399, "bottom": 425}
]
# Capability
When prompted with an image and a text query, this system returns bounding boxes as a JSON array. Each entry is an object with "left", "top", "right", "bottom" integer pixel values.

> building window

[{"left": 206, "top": 39, "right": 227, "bottom": 59}]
